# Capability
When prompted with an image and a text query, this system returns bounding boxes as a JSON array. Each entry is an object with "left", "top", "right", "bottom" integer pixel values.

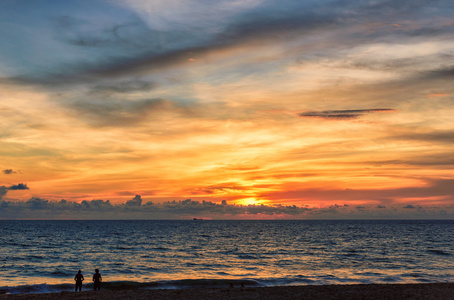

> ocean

[{"left": 0, "top": 220, "right": 452, "bottom": 294}]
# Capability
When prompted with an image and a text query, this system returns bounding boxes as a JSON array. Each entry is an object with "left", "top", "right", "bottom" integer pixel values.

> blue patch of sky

[{"left": 0, "top": 0, "right": 136, "bottom": 76}]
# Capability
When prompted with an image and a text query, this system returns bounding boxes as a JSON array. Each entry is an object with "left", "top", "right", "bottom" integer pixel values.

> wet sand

[{"left": 0, "top": 283, "right": 453, "bottom": 300}]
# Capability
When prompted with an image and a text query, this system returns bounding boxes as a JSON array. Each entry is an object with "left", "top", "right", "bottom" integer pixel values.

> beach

[{"left": 1, "top": 283, "right": 453, "bottom": 300}]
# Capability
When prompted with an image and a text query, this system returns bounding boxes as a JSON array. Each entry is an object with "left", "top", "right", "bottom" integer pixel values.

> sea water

[{"left": 0, "top": 220, "right": 453, "bottom": 294}]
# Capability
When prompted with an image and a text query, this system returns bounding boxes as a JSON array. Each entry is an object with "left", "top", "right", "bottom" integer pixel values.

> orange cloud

[{"left": 427, "top": 93, "right": 449, "bottom": 98}]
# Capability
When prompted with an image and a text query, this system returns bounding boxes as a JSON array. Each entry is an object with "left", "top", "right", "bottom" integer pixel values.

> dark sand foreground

[{"left": 1, "top": 283, "right": 453, "bottom": 300}]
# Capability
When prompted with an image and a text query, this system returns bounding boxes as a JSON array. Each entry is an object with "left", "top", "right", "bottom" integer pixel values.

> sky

[{"left": 1, "top": 0, "right": 453, "bottom": 219}]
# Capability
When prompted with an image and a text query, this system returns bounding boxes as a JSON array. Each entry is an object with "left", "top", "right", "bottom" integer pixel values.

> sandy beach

[{"left": 0, "top": 283, "right": 453, "bottom": 300}]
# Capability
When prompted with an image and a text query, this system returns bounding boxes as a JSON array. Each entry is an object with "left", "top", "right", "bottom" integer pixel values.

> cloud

[
  {"left": 26, "top": 198, "right": 49, "bottom": 210},
  {"left": 8, "top": 183, "right": 29, "bottom": 190},
  {"left": 65, "top": 98, "right": 193, "bottom": 127},
  {"left": 403, "top": 204, "right": 417, "bottom": 209},
  {"left": 0, "top": 183, "right": 30, "bottom": 200},
  {"left": 298, "top": 109, "right": 395, "bottom": 120},
  {"left": 424, "top": 66, "right": 454, "bottom": 80},
  {"left": 60, "top": 19, "right": 154, "bottom": 50},
  {"left": 2, "top": 0, "right": 452, "bottom": 91},
  {"left": 391, "top": 130, "right": 454, "bottom": 144},
  {"left": 80, "top": 199, "right": 113, "bottom": 210},
  {"left": 2, "top": 169, "right": 16, "bottom": 174},
  {"left": 0, "top": 196, "right": 313, "bottom": 219},
  {"left": 125, "top": 195, "right": 142, "bottom": 206},
  {"left": 187, "top": 183, "right": 248, "bottom": 195},
  {"left": 0, "top": 187, "right": 7, "bottom": 200},
  {"left": 0, "top": 195, "right": 452, "bottom": 220},
  {"left": 89, "top": 80, "right": 156, "bottom": 95},
  {"left": 0, "top": 1, "right": 400, "bottom": 85},
  {"left": 58, "top": 7, "right": 339, "bottom": 80},
  {"left": 260, "top": 178, "right": 454, "bottom": 203}
]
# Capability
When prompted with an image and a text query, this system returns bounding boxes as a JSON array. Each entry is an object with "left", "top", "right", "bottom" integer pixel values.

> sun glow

[{"left": 235, "top": 197, "right": 262, "bottom": 206}]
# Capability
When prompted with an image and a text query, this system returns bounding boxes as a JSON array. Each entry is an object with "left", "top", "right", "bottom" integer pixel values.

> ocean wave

[
  {"left": 1, "top": 220, "right": 453, "bottom": 295},
  {"left": 0, "top": 279, "right": 260, "bottom": 295},
  {"left": 49, "top": 269, "right": 73, "bottom": 277},
  {"left": 2, "top": 274, "right": 454, "bottom": 295},
  {"left": 427, "top": 249, "right": 451, "bottom": 256},
  {"left": 0, "top": 283, "right": 74, "bottom": 295}
]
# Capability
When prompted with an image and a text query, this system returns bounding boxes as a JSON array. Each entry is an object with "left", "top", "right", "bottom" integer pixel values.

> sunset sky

[{"left": 1, "top": 0, "right": 453, "bottom": 219}]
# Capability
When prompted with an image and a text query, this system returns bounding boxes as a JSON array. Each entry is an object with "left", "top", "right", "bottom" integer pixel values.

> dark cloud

[
  {"left": 80, "top": 199, "right": 113, "bottom": 210},
  {"left": 0, "top": 195, "right": 452, "bottom": 219},
  {"left": 64, "top": 22, "right": 151, "bottom": 49},
  {"left": 26, "top": 197, "right": 48, "bottom": 210},
  {"left": 2, "top": 169, "right": 16, "bottom": 174},
  {"left": 0, "top": 187, "right": 7, "bottom": 200},
  {"left": 64, "top": 1, "right": 453, "bottom": 81},
  {"left": 8, "top": 183, "right": 29, "bottom": 190},
  {"left": 125, "top": 195, "right": 142, "bottom": 207},
  {"left": 391, "top": 131, "right": 454, "bottom": 145},
  {"left": 54, "top": 7, "right": 339, "bottom": 81},
  {"left": 0, "top": 5, "right": 370, "bottom": 84},
  {"left": 0, "top": 183, "right": 30, "bottom": 200},
  {"left": 366, "top": 151, "right": 454, "bottom": 167},
  {"left": 89, "top": 80, "right": 156, "bottom": 95},
  {"left": 219, "top": 6, "right": 337, "bottom": 44},
  {"left": 66, "top": 98, "right": 192, "bottom": 127},
  {"left": 7, "top": 39, "right": 213, "bottom": 87},
  {"left": 298, "top": 109, "right": 395, "bottom": 120},
  {"left": 378, "top": 64, "right": 454, "bottom": 92},
  {"left": 3, "top": 0, "right": 453, "bottom": 89},
  {"left": 339, "top": 53, "right": 454, "bottom": 74},
  {"left": 347, "top": 0, "right": 450, "bottom": 21},
  {"left": 52, "top": 14, "right": 190, "bottom": 55},
  {"left": 0, "top": 196, "right": 312, "bottom": 219},
  {"left": 424, "top": 66, "right": 454, "bottom": 80}
]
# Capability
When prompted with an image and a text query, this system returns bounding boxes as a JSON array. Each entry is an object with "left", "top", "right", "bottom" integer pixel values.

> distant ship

[{"left": 193, "top": 218, "right": 203, "bottom": 220}]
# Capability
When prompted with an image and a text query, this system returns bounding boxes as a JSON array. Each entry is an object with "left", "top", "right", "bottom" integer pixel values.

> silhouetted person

[
  {"left": 93, "top": 269, "right": 102, "bottom": 291},
  {"left": 74, "top": 270, "right": 84, "bottom": 292}
]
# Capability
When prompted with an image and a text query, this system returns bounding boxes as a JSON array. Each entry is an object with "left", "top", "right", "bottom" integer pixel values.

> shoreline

[{"left": 0, "top": 283, "right": 453, "bottom": 300}]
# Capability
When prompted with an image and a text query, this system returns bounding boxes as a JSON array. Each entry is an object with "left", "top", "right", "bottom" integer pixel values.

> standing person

[
  {"left": 74, "top": 270, "right": 84, "bottom": 292},
  {"left": 93, "top": 269, "right": 102, "bottom": 291}
]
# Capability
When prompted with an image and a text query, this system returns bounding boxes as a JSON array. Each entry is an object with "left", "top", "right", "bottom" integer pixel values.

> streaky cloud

[
  {"left": 424, "top": 65, "right": 454, "bottom": 79},
  {"left": 65, "top": 98, "right": 193, "bottom": 127},
  {"left": 3, "top": 0, "right": 454, "bottom": 88},
  {"left": 260, "top": 178, "right": 454, "bottom": 202},
  {"left": 89, "top": 80, "right": 156, "bottom": 95},
  {"left": 390, "top": 130, "right": 454, "bottom": 144}
]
